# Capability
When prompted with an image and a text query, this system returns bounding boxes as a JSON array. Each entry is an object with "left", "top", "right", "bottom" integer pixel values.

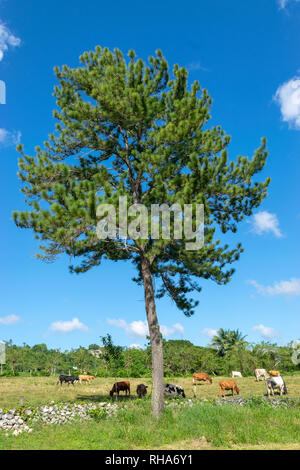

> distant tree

[
  {"left": 100, "top": 334, "right": 125, "bottom": 386},
  {"left": 211, "top": 328, "right": 247, "bottom": 357}
]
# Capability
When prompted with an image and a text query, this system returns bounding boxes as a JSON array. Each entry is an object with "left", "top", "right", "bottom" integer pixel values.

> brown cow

[
  {"left": 269, "top": 370, "right": 280, "bottom": 377},
  {"left": 219, "top": 380, "right": 240, "bottom": 397},
  {"left": 110, "top": 381, "right": 130, "bottom": 397},
  {"left": 193, "top": 372, "right": 213, "bottom": 384},
  {"left": 78, "top": 374, "right": 95, "bottom": 383}
]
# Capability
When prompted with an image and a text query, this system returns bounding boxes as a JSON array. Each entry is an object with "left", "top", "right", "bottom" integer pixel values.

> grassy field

[
  {"left": 0, "top": 374, "right": 299, "bottom": 409},
  {"left": 0, "top": 375, "right": 299, "bottom": 450}
]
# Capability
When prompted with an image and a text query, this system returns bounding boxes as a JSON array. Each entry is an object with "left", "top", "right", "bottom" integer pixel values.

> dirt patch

[{"left": 137, "top": 439, "right": 300, "bottom": 451}]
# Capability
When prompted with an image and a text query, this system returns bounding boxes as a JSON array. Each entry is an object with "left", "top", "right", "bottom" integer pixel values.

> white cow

[
  {"left": 232, "top": 371, "right": 243, "bottom": 378},
  {"left": 266, "top": 376, "right": 288, "bottom": 397},
  {"left": 254, "top": 368, "right": 269, "bottom": 381}
]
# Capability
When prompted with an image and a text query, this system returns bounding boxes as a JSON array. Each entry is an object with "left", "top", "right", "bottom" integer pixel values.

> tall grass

[{"left": 0, "top": 400, "right": 300, "bottom": 450}]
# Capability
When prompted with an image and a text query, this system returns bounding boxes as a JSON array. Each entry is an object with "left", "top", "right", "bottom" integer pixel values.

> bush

[
  {"left": 88, "top": 407, "right": 107, "bottom": 421},
  {"left": 96, "top": 370, "right": 110, "bottom": 378},
  {"left": 0, "top": 370, "right": 19, "bottom": 377}
]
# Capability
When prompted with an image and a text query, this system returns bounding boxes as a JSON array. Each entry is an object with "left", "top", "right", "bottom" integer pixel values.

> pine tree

[{"left": 13, "top": 47, "right": 270, "bottom": 417}]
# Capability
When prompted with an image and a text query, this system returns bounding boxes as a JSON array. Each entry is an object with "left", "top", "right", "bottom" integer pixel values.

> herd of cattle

[{"left": 56, "top": 368, "right": 288, "bottom": 399}]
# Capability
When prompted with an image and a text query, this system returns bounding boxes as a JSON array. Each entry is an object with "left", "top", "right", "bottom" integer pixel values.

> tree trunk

[{"left": 141, "top": 255, "right": 164, "bottom": 418}]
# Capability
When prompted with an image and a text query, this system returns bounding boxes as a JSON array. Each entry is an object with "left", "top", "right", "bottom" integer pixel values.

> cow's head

[{"left": 177, "top": 387, "right": 186, "bottom": 398}]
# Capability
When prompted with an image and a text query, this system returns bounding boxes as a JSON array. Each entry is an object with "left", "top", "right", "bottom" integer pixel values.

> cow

[
  {"left": 268, "top": 370, "right": 280, "bottom": 377},
  {"left": 232, "top": 371, "right": 243, "bottom": 378},
  {"left": 78, "top": 374, "right": 95, "bottom": 383},
  {"left": 193, "top": 372, "right": 213, "bottom": 384},
  {"left": 110, "top": 381, "right": 130, "bottom": 397},
  {"left": 164, "top": 383, "right": 186, "bottom": 398},
  {"left": 136, "top": 384, "right": 148, "bottom": 398},
  {"left": 57, "top": 375, "right": 79, "bottom": 386},
  {"left": 219, "top": 380, "right": 240, "bottom": 397},
  {"left": 266, "top": 376, "right": 288, "bottom": 397},
  {"left": 254, "top": 368, "right": 269, "bottom": 381}
]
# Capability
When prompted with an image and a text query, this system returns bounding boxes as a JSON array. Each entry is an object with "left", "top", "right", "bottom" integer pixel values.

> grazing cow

[
  {"left": 136, "top": 384, "right": 148, "bottom": 398},
  {"left": 268, "top": 370, "right": 280, "bottom": 377},
  {"left": 219, "top": 380, "right": 240, "bottom": 397},
  {"left": 78, "top": 374, "right": 95, "bottom": 383},
  {"left": 193, "top": 372, "right": 213, "bottom": 384},
  {"left": 232, "top": 371, "right": 243, "bottom": 378},
  {"left": 266, "top": 376, "right": 288, "bottom": 397},
  {"left": 57, "top": 375, "right": 79, "bottom": 386},
  {"left": 110, "top": 381, "right": 130, "bottom": 397},
  {"left": 164, "top": 383, "right": 186, "bottom": 398},
  {"left": 254, "top": 368, "right": 269, "bottom": 382}
]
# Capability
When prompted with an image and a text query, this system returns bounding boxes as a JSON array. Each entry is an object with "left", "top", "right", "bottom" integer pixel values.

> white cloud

[
  {"left": 187, "top": 61, "right": 209, "bottom": 72},
  {"left": 129, "top": 344, "right": 143, "bottom": 350},
  {"left": 0, "top": 21, "right": 21, "bottom": 61},
  {"left": 0, "top": 314, "right": 21, "bottom": 325},
  {"left": 200, "top": 328, "right": 218, "bottom": 338},
  {"left": 107, "top": 318, "right": 184, "bottom": 338},
  {"left": 0, "top": 128, "right": 21, "bottom": 147},
  {"left": 252, "top": 324, "right": 279, "bottom": 339},
  {"left": 278, "top": 0, "right": 288, "bottom": 8},
  {"left": 274, "top": 77, "right": 300, "bottom": 129},
  {"left": 160, "top": 323, "right": 184, "bottom": 337},
  {"left": 247, "top": 278, "right": 300, "bottom": 297},
  {"left": 251, "top": 211, "right": 283, "bottom": 238},
  {"left": 277, "top": 0, "right": 300, "bottom": 10},
  {"left": 107, "top": 318, "right": 148, "bottom": 338},
  {"left": 49, "top": 317, "right": 89, "bottom": 334}
]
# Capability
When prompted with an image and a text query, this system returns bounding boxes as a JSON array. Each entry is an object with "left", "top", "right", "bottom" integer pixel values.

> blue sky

[{"left": 0, "top": 0, "right": 299, "bottom": 351}]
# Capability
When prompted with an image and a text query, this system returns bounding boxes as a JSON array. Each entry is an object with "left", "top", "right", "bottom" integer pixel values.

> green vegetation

[
  {"left": 1, "top": 333, "right": 299, "bottom": 379},
  {"left": 0, "top": 399, "right": 300, "bottom": 450}
]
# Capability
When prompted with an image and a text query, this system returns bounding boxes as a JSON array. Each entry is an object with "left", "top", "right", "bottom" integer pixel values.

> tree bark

[{"left": 141, "top": 255, "right": 164, "bottom": 418}]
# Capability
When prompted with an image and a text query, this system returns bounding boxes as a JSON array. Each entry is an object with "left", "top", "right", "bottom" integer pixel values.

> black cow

[
  {"left": 136, "top": 383, "right": 148, "bottom": 398},
  {"left": 57, "top": 375, "right": 79, "bottom": 386},
  {"left": 164, "top": 383, "right": 186, "bottom": 398}
]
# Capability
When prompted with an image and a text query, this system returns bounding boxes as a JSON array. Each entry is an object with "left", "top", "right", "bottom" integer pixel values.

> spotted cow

[{"left": 164, "top": 383, "right": 186, "bottom": 398}]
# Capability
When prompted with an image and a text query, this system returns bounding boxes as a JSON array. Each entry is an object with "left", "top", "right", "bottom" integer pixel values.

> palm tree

[{"left": 211, "top": 328, "right": 247, "bottom": 356}]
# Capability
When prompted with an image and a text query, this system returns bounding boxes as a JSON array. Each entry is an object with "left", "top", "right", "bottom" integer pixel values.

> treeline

[{"left": 1, "top": 337, "right": 299, "bottom": 378}]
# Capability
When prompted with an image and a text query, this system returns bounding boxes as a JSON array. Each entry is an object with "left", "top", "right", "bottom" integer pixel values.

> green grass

[
  {"left": 0, "top": 400, "right": 300, "bottom": 450},
  {"left": 0, "top": 375, "right": 300, "bottom": 449}
]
